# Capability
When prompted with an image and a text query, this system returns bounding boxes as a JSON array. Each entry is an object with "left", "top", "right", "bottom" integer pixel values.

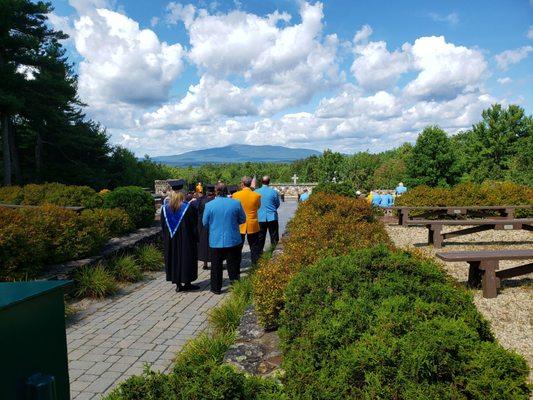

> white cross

[{"left": 292, "top": 174, "right": 299, "bottom": 185}]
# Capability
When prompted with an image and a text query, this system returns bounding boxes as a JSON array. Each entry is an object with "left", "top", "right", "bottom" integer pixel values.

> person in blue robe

[
  {"left": 371, "top": 191, "right": 382, "bottom": 207},
  {"left": 395, "top": 182, "right": 407, "bottom": 195}
]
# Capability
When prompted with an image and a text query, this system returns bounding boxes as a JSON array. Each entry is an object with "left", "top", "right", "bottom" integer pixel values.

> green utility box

[{"left": 0, "top": 280, "right": 72, "bottom": 400}]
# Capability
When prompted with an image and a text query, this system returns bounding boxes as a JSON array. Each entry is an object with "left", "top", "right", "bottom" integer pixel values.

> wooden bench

[
  {"left": 392, "top": 205, "right": 531, "bottom": 226},
  {"left": 406, "top": 218, "right": 533, "bottom": 248},
  {"left": 436, "top": 250, "right": 533, "bottom": 298}
]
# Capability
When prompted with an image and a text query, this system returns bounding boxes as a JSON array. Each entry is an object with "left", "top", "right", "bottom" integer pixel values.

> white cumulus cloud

[{"left": 495, "top": 46, "right": 533, "bottom": 70}]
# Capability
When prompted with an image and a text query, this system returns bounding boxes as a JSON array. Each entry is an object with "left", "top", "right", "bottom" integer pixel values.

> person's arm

[
  {"left": 274, "top": 191, "right": 280, "bottom": 209},
  {"left": 202, "top": 205, "right": 210, "bottom": 227},
  {"left": 237, "top": 204, "right": 246, "bottom": 225}
]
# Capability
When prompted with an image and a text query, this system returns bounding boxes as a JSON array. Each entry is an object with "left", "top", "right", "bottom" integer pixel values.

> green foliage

[
  {"left": 112, "top": 255, "right": 143, "bottom": 282},
  {"left": 253, "top": 193, "right": 391, "bottom": 329},
  {"left": 396, "top": 181, "right": 533, "bottom": 216},
  {"left": 406, "top": 125, "right": 459, "bottom": 187},
  {"left": 208, "top": 278, "right": 253, "bottom": 336},
  {"left": 103, "top": 186, "right": 155, "bottom": 228},
  {"left": 313, "top": 182, "right": 357, "bottom": 197},
  {"left": 279, "top": 246, "right": 529, "bottom": 399},
  {"left": 0, "top": 205, "right": 135, "bottom": 281},
  {"left": 74, "top": 264, "right": 118, "bottom": 298},
  {"left": 0, "top": 183, "right": 102, "bottom": 207},
  {"left": 136, "top": 244, "right": 163, "bottom": 271}
]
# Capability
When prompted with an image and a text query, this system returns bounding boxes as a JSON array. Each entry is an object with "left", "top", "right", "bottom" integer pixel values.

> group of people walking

[{"left": 160, "top": 176, "right": 281, "bottom": 295}]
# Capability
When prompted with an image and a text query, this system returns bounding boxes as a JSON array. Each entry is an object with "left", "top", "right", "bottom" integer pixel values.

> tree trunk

[
  {"left": 1, "top": 113, "right": 12, "bottom": 185},
  {"left": 35, "top": 130, "right": 43, "bottom": 182},
  {"left": 9, "top": 118, "right": 22, "bottom": 183}
]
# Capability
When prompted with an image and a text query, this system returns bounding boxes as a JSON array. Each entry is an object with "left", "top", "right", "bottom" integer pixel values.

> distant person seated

[
  {"left": 395, "top": 182, "right": 407, "bottom": 196},
  {"left": 366, "top": 191, "right": 373, "bottom": 204},
  {"left": 371, "top": 191, "right": 381, "bottom": 207},
  {"left": 299, "top": 189, "right": 310, "bottom": 202},
  {"left": 379, "top": 192, "right": 394, "bottom": 208}
]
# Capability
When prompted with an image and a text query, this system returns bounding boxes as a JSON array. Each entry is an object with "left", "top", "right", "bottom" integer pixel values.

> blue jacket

[
  {"left": 299, "top": 192, "right": 310, "bottom": 202},
  {"left": 379, "top": 194, "right": 394, "bottom": 208},
  {"left": 395, "top": 185, "right": 407, "bottom": 195},
  {"left": 202, "top": 196, "right": 246, "bottom": 248},
  {"left": 371, "top": 194, "right": 382, "bottom": 206},
  {"left": 256, "top": 185, "right": 280, "bottom": 222}
]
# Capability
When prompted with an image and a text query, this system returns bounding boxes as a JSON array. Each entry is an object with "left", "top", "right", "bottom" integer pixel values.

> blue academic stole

[{"left": 162, "top": 202, "right": 190, "bottom": 238}]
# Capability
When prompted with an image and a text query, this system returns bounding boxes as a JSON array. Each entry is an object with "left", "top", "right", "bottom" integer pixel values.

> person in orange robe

[{"left": 232, "top": 176, "right": 262, "bottom": 266}]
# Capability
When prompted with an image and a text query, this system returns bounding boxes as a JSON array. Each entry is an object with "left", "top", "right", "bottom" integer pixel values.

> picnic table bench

[
  {"left": 436, "top": 249, "right": 533, "bottom": 298},
  {"left": 392, "top": 205, "right": 531, "bottom": 226},
  {"left": 406, "top": 218, "right": 533, "bottom": 248}
]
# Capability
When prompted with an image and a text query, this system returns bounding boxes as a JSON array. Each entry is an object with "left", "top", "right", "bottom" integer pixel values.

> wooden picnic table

[
  {"left": 437, "top": 249, "right": 533, "bottom": 298},
  {"left": 392, "top": 205, "right": 532, "bottom": 226},
  {"left": 407, "top": 218, "right": 533, "bottom": 248},
  {"left": 0, "top": 203, "right": 85, "bottom": 212}
]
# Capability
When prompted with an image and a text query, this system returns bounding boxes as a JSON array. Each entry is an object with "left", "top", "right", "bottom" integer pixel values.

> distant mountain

[{"left": 151, "top": 144, "right": 321, "bottom": 166}]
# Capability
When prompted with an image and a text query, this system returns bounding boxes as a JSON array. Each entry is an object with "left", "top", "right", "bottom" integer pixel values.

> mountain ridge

[{"left": 150, "top": 144, "right": 321, "bottom": 166}]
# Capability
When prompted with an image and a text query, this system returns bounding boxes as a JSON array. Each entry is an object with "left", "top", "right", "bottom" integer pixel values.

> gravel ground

[{"left": 385, "top": 224, "right": 533, "bottom": 381}]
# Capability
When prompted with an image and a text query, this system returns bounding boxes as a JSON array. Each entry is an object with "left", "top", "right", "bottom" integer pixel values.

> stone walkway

[{"left": 67, "top": 200, "right": 297, "bottom": 399}]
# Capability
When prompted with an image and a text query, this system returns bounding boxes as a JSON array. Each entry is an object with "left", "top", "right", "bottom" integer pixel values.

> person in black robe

[
  {"left": 197, "top": 184, "right": 215, "bottom": 270},
  {"left": 161, "top": 186, "right": 199, "bottom": 292}
]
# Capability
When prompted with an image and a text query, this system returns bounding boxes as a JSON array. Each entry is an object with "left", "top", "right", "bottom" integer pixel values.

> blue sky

[{"left": 48, "top": 0, "right": 533, "bottom": 156}]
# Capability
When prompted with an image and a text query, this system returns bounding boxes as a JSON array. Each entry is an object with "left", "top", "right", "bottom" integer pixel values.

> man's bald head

[{"left": 262, "top": 176, "right": 270, "bottom": 185}]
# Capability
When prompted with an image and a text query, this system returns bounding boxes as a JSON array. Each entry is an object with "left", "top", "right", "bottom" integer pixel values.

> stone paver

[{"left": 67, "top": 200, "right": 297, "bottom": 399}]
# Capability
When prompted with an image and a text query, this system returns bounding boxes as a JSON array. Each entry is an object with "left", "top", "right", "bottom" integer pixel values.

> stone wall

[
  {"left": 155, "top": 180, "right": 317, "bottom": 198},
  {"left": 269, "top": 183, "right": 317, "bottom": 197}
]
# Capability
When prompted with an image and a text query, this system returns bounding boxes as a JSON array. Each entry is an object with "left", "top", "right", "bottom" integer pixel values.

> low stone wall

[
  {"left": 43, "top": 225, "right": 162, "bottom": 280},
  {"left": 270, "top": 183, "right": 317, "bottom": 197}
]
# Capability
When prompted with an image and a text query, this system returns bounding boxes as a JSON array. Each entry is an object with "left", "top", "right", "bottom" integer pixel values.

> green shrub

[
  {"left": 74, "top": 264, "right": 118, "bottom": 298},
  {"left": 278, "top": 246, "right": 529, "bottom": 399},
  {"left": 136, "top": 244, "right": 163, "bottom": 271},
  {"left": 112, "top": 255, "right": 143, "bottom": 282},
  {"left": 80, "top": 208, "right": 134, "bottom": 237},
  {"left": 0, "top": 185, "right": 23, "bottom": 204},
  {"left": 313, "top": 182, "right": 357, "bottom": 197},
  {"left": 0, "top": 205, "right": 110, "bottom": 280},
  {"left": 2, "top": 182, "right": 103, "bottom": 208},
  {"left": 396, "top": 181, "right": 533, "bottom": 216},
  {"left": 253, "top": 193, "right": 391, "bottom": 329},
  {"left": 103, "top": 186, "right": 155, "bottom": 228}
]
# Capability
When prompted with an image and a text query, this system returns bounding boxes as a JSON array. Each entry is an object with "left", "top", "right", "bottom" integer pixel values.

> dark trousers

[
  {"left": 210, "top": 245, "right": 240, "bottom": 292},
  {"left": 239, "top": 232, "right": 260, "bottom": 266},
  {"left": 258, "top": 220, "right": 279, "bottom": 254}
]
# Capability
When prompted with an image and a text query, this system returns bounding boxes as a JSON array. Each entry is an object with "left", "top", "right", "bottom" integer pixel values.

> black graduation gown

[
  {"left": 197, "top": 195, "right": 214, "bottom": 262},
  {"left": 161, "top": 204, "right": 199, "bottom": 285}
]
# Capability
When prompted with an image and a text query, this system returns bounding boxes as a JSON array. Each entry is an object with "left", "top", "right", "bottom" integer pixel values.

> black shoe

[
  {"left": 183, "top": 283, "right": 200, "bottom": 291},
  {"left": 202, "top": 264, "right": 210, "bottom": 270},
  {"left": 211, "top": 289, "right": 222, "bottom": 295},
  {"left": 175, "top": 284, "right": 182, "bottom": 292}
]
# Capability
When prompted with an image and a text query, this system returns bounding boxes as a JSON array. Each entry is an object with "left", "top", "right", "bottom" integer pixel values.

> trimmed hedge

[
  {"left": 396, "top": 182, "right": 533, "bottom": 216},
  {"left": 253, "top": 193, "right": 392, "bottom": 329},
  {"left": 0, "top": 205, "right": 132, "bottom": 281},
  {"left": 103, "top": 186, "right": 155, "bottom": 228},
  {"left": 279, "top": 246, "right": 530, "bottom": 399},
  {"left": 312, "top": 182, "right": 357, "bottom": 198},
  {"left": 0, "top": 183, "right": 103, "bottom": 208}
]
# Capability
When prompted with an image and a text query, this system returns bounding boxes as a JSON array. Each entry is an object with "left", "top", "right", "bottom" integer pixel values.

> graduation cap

[
  {"left": 228, "top": 185, "right": 239, "bottom": 194},
  {"left": 167, "top": 179, "right": 185, "bottom": 190},
  {"left": 206, "top": 184, "right": 215, "bottom": 192},
  {"left": 188, "top": 183, "right": 196, "bottom": 192}
]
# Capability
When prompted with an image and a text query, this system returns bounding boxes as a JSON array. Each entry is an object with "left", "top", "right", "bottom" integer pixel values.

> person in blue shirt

[
  {"left": 299, "top": 189, "right": 310, "bottom": 202},
  {"left": 395, "top": 182, "right": 407, "bottom": 196},
  {"left": 371, "top": 191, "right": 382, "bottom": 207},
  {"left": 255, "top": 176, "right": 281, "bottom": 254},
  {"left": 379, "top": 192, "right": 394, "bottom": 208},
  {"left": 202, "top": 182, "right": 246, "bottom": 295}
]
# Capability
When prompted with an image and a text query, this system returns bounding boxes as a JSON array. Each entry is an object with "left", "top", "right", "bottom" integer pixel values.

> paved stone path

[{"left": 67, "top": 200, "right": 297, "bottom": 399}]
